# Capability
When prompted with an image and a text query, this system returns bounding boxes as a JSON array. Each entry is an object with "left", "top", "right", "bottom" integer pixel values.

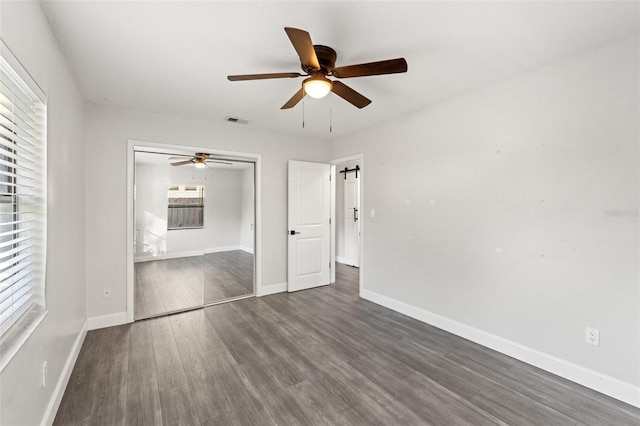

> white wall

[
  {"left": 329, "top": 37, "right": 639, "bottom": 398},
  {"left": 0, "top": 2, "right": 86, "bottom": 425},
  {"left": 240, "top": 166, "right": 255, "bottom": 253},
  {"left": 134, "top": 162, "right": 246, "bottom": 260},
  {"left": 85, "top": 104, "right": 326, "bottom": 319},
  {"left": 203, "top": 167, "right": 244, "bottom": 251}
]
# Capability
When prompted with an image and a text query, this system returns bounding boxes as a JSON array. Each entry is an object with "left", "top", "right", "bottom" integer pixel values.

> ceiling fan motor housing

[{"left": 303, "top": 45, "right": 337, "bottom": 75}]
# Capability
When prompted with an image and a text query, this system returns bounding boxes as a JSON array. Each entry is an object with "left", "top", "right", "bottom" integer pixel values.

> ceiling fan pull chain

[
  {"left": 302, "top": 101, "right": 305, "bottom": 128},
  {"left": 330, "top": 108, "right": 332, "bottom": 133}
]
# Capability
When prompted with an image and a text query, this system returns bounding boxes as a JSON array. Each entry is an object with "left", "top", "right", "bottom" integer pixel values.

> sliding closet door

[
  {"left": 203, "top": 162, "right": 255, "bottom": 304},
  {"left": 133, "top": 152, "right": 205, "bottom": 319}
]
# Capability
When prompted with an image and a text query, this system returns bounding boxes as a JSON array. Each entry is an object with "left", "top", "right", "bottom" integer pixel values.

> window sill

[
  {"left": 167, "top": 227, "right": 204, "bottom": 230},
  {"left": 0, "top": 307, "right": 47, "bottom": 372}
]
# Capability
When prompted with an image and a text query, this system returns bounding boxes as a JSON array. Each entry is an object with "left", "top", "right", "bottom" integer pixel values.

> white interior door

[
  {"left": 343, "top": 171, "right": 360, "bottom": 267},
  {"left": 288, "top": 160, "right": 331, "bottom": 292}
]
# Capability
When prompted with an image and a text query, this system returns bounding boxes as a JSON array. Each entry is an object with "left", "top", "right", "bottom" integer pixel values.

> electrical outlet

[
  {"left": 102, "top": 287, "right": 112, "bottom": 299},
  {"left": 585, "top": 327, "right": 600, "bottom": 346},
  {"left": 42, "top": 361, "right": 47, "bottom": 388}
]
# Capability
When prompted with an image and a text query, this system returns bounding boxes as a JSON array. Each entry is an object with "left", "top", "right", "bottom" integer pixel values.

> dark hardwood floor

[
  {"left": 135, "top": 250, "right": 254, "bottom": 319},
  {"left": 55, "top": 263, "right": 640, "bottom": 425}
]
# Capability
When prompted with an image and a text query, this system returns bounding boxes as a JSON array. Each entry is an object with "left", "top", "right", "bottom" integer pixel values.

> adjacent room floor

[
  {"left": 134, "top": 250, "right": 254, "bottom": 319},
  {"left": 56, "top": 263, "right": 639, "bottom": 425}
]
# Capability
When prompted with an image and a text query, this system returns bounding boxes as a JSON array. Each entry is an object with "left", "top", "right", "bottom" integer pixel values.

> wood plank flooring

[
  {"left": 135, "top": 250, "right": 254, "bottom": 319},
  {"left": 56, "top": 263, "right": 640, "bottom": 425}
]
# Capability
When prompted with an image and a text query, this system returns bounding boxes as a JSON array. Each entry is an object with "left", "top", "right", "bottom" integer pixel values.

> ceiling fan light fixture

[
  {"left": 193, "top": 161, "right": 206, "bottom": 169},
  {"left": 303, "top": 76, "right": 333, "bottom": 99}
]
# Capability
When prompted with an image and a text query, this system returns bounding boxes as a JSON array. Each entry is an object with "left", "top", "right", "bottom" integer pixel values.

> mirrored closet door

[
  {"left": 133, "top": 150, "right": 255, "bottom": 320},
  {"left": 202, "top": 163, "right": 255, "bottom": 304}
]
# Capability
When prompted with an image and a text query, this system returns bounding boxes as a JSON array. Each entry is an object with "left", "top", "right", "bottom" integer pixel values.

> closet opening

[{"left": 131, "top": 147, "right": 257, "bottom": 320}]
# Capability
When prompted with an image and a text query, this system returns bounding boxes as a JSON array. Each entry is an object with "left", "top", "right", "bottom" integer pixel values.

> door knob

[{"left": 289, "top": 230, "right": 301, "bottom": 235}]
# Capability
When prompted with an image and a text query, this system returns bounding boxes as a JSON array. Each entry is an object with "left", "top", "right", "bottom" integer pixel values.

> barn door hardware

[{"left": 339, "top": 165, "right": 359, "bottom": 179}]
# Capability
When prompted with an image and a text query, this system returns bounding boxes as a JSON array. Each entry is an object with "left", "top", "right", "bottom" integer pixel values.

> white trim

[
  {"left": 254, "top": 156, "right": 262, "bottom": 299},
  {"left": 0, "top": 38, "right": 46, "bottom": 101},
  {"left": 259, "top": 282, "right": 287, "bottom": 296},
  {"left": 134, "top": 246, "right": 247, "bottom": 262},
  {"left": 0, "top": 309, "right": 47, "bottom": 372},
  {"left": 328, "top": 154, "right": 363, "bottom": 166},
  {"left": 41, "top": 319, "right": 88, "bottom": 426},
  {"left": 330, "top": 165, "right": 336, "bottom": 284},
  {"left": 337, "top": 256, "right": 360, "bottom": 268},
  {"left": 127, "top": 140, "right": 262, "bottom": 321},
  {"left": 240, "top": 246, "right": 254, "bottom": 254},
  {"left": 126, "top": 142, "right": 135, "bottom": 323},
  {"left": 87, "top": 312, "right": 128, "bottom": 331},
  {"left": 361, "top": 289, "right": 640, "bottom": 408},
  {"left": 206, "top": 245, "right": 242, "bottom": 254},
  {"left": 135, "top": 250, "right": 206, "bottom": 263}
]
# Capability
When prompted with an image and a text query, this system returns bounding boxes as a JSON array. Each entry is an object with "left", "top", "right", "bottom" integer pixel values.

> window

[
  {"left": 0, "top": 50, "right": 47, "bottom": 339},
  {"left": 167, "top": 185, "right": 204, "bottom": 229}
]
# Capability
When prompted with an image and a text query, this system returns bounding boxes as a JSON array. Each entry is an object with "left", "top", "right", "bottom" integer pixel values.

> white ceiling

[{"left": 41, "top": 1, "right": 639, "bottom": 140}]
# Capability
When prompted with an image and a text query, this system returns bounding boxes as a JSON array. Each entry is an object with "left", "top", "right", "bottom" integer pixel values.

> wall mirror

[{"left": 133, "top": 150, "right": 255, "bottom": 319}]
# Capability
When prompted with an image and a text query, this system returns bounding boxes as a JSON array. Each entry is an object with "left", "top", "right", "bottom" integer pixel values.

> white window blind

[{"left": 0, "top": 52, "right": 46, "bottom": 338}]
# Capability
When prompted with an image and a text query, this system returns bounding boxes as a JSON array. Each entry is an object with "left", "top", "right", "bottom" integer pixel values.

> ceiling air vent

[{"left": 224, "top": 116, "right": 249, "bottom": 125}]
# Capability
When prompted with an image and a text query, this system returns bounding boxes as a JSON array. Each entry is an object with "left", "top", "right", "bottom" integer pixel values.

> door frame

[
  {"left": 329, "top": 154, "right": 364, "bottom": 296},
  {"left": 126, "top": 139, "right": 263, "bottom": 323}
]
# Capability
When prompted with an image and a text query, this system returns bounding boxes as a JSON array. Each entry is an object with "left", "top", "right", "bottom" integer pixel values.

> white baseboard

[
  {"left": 240, "top": 246, "right": 254, "bottom": 254},
  {"left": 135, "top": 246, "right": 245, "bottom": 262},
  {"left": 361, "top": 289, "right": 640, "bottom": 408},
  {"left": 134, "top": 250, "right": 204, "bottom": 263},
  {"left": 41, "top": 319, "right": 88, "bottom": 426},
  {"left": 259, "top": 281, "right": 287, "bottom": 296},
  {"left": 336, "top": 256, "right": 358, "bottom": 267},
  {"left": 87, "top": 312, "right": 128, "bottom": 331},
  {"left": 205, "top": 245, "right": 242, "bottom": 254}
]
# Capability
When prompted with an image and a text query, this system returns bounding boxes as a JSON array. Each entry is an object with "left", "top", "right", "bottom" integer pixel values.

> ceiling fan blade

[
  {"left": 170, "top": 160, "right": 193, "bottom": 166},
  {"left": 168, "top": 156, "right": 191, "bottom": 160},
  {"left": 281, "top": 87, "right": 305, "bottom": 109},
  {"left": 227, "top": 72, "right": 304, "bottom": 81},
  {"left": 332, "top": 58, "right": 407, "bottom": 79},
  {"left": 331, "top": 81, "right": 371, "bottom": 109},
  {"left": 284, "top": 27, "right": 320, "bottom": 70}
]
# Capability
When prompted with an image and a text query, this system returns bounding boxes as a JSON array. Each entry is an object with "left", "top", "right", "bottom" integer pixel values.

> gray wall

[
  {"left": 0, "top": 2, "right": 87, "bottom": 425},
  {"left": 329, "top": 36, "right": 639, "bottom": 387},
  {"left": 85, "top": 104, "right": 327, "bottom": 319},
  {"left": 135, "top": 162, "right": 247, "bottom": 259}
]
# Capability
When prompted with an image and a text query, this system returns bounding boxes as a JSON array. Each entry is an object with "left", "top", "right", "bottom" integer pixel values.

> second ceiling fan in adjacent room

[{"left": 169, "top": 153, "right": 232, "bottom": 168}]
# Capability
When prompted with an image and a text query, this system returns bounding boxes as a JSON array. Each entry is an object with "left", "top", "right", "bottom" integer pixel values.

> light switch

[{"left": 370, "top": 208, "right": 376, "bottom": 218}]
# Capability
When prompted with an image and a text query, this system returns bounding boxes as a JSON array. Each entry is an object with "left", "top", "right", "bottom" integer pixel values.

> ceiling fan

[
  {"left": 227, "top": 27, "right": 408, "bottom": 109},
  {"left": 169, "top": 153, "right": 233, "bottom": 169}
]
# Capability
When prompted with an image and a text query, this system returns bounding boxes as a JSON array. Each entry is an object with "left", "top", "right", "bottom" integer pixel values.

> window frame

[
  {"left": 167, "top": 184, "right": 205, "bottom": 230},
  {"left": 0, "top": 39, "right": 47, "bottom": 371}
]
